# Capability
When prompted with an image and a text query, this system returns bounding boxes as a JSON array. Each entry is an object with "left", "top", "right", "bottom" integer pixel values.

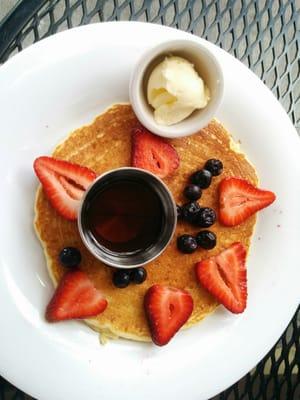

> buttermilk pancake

[{"left": 34, "top": 104, "right": 258, "bottom": 342}]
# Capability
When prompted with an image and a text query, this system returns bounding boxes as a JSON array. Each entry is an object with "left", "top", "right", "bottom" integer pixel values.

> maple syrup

[{"left": 85, "top": 180, "right": 163, "bottom": 254}]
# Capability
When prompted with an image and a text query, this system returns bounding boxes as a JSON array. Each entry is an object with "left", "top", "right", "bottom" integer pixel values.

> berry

[
  {"left": 195, "top": 230, "right": 217, "bottom": 249},
  {"left": 204, "top": 159, "right": 223, "bottom": 176},
  {"left": 181, "top": 201, "right": 201, "bottom": 223},
  {"left": 176, "top": 204, "right": 183, "bottom": 219},
  {"left": 191, "top": 169, "right": 212, "bottom": 189},
  {"left": 195, "top": 243, "right": 247, "bottom": 313},
  {"left": 112, "top": 269, "right": 130, "bottom": 288},
  {"left": 193, "top": 207, "right": 216, "bottom": 228},
  {"left": 144, "top": 284, "right": 194, "bottom": 345},
  {"left": 130, "top": 267, "right": 147, "bottom": 284},
  {"left": 33, "top": 156, "right": 97, "bottom": 220},
  {"left": 219, "top": 177, "right": 276, "bottom": 226},
  {"left": 46, "top": 270, "right": 107, "bottom": 321},
  {"left": 184, "top": 184, "right": 202, "bottom": 201},
  {"left": 59, "top": 247, "right": 82, "bottom": 268},
  {"left": 177, "top": 235, "right": 198, "bottom": 254},
  {"left": 132, "top": 126, "right": 179, "bottom": 178}
]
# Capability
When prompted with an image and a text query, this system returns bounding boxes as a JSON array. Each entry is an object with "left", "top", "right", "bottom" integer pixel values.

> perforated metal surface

[{"left": 0, "top": 1, "right": 299, "bottom": 399}]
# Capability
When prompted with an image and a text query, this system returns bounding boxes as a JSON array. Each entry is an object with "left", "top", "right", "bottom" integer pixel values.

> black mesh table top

[{"left": 0, "top": 1, "right": 299, "bottom": 399}]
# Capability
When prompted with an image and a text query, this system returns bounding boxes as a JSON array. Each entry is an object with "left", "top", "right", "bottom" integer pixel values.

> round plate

[{"left": 0, "top": 22, "right": 299, "bottom": 400}]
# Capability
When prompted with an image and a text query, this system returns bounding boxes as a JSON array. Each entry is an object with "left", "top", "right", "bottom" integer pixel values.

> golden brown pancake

[{"left": 34, "top": 104, "right": 258, "bottom": 342}]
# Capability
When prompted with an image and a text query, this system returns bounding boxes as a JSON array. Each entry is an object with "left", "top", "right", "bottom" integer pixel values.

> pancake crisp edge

[{"left": 34, "top": 103, "right": 258, "bottom": 342}]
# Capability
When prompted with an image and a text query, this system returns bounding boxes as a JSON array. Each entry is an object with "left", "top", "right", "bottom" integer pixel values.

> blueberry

[
  {"left": 176, "top": 204, "right": 183, "bottom": 219},
  {"left": 191, "top": 169, "right": 212, "bottom": 189},
  {"left": 184, "top": 184, "right": 202, "bottom": 201},
  {"left": 193, "top": 207, "right": 216, "bottom": 228},
  {"left": 59, "top": 247, "right": 81, "bottom": 268},
  {"left": 181, "top": 202, "right": 201, "bottom": 223},
  {"left": 130, "top": 267, "right": 147, "bottom": 284},
  {"left": 195, "top": 230, "right": 217, "bottom": 249},
  {"left": 177, "top": 234, "right": 198, "bottom": 254},
  {"left": 112, "top": 269, "right": 130, "bottom": 288},
  {"left": 204, "top": 159, "right": 223, "bottom": 176}
]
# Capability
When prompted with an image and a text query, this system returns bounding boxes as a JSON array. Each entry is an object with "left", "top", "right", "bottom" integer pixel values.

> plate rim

[{"left": 0, "top": 21, "right": 299, "bottom": 400}]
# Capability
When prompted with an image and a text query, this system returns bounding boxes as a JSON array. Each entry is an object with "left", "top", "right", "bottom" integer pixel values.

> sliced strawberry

[
  {"left": 219, "top": 177, "right": 276, "bottom": 226},
  {"left": 34, "top": 156, "right": 97, "bottom": 220},
  {"left": 144, "top": 284, "right": 193, "bottom": 346},
  {"left": 46, "top": 270, "right": 107, "bottom": 322},
  {"left": 196, "top": 242, "right": 247, "bottom": 313},
  {"left": 59, "top": 176, "right": 84, "bottom": 200},
  {"left": 132, "top": 127, "right": 179, "bottom": 178}
]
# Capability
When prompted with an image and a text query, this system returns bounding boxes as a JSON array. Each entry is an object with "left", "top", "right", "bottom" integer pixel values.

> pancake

[{"left": 34, "top": 104, "right": 258, "bottom": 342}]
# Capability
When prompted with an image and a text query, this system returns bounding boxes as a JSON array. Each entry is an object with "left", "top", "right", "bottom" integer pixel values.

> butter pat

[{"left": 147, "top": 56, "right": 210, "bottom": 125}]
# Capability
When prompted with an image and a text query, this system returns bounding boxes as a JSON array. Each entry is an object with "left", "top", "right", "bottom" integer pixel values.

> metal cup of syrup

[{"left": 78, "top": 167, "right": 177, "bottom": 268}]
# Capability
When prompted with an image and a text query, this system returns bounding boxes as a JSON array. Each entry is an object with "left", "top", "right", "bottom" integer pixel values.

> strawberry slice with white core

[
  {"left": 34, "top": 156, "right": 97, "bottom": 220},
  {"left": 132, "top": 127, "right": 180, "bottom": 178},
  {"left": 144, "top": 284, "right": 193, "bottom": 346},
  {"left": 196, "top": 242, "right": 247, "bottom": 313},
  {"left": 46, "top": 270, "right": 107, "bottom": 322},
  {"left": 219, "top": 177, "right": 276, "bottom": 226}
]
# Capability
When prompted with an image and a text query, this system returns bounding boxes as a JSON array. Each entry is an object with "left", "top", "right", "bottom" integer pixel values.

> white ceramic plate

[{"left": 0, "top": 22, "right": 299, "bottom": 400}]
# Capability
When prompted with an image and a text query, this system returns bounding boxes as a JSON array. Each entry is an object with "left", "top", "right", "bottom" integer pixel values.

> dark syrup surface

[{"left": 86, "top": 180, "right": 163, "bottom": 253}]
